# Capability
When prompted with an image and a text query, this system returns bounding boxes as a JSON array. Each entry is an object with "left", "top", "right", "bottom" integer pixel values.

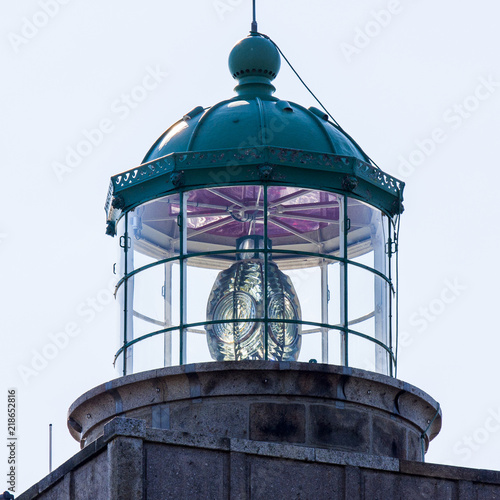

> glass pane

[
  {"left": 133, "top": 260, "right": 169, "bottom": 324},
  {"left": 347, "top": 197, "right": 378, "bottom": 261},
  {"left": 297, "top": 327, "right": 322, "bottom": 363},
  {"left": 115, "top": 217, "right": 126, "bottom": 374},
  {"left": 129, "top": 329, "right": 182, "bottom": 369},
  {"left": 116, "top": 216, "right": 126, "bottom": 279},
  {"left": 186, "top": 186, "right": 264, "bottom": 262},
  {"left": 348, "top": 260, "right": 375, "bottom": 327},
  {"left": 327, "top": 261, "right": 341, "bottom": 329},
  {"left": 186, "top": 328, "right": 212, "bottom": 364},
  {"left": 267, "top": 187, "right": 341, "bottom": 265},
  {"left": 130, "top": 193, "right": 181, "bottom": 258},
  {"left": 186, "top": 258, "right": 232, "bottom": 326},
  {"left": 285, "top": 266, "right": 320, "bottom": 329},
  {"left": 124, "top": 262, "right": 180, "bottom": 372},
  {"left": 348, "top": 332, "right": 376, "bottom": 372},
  {"left": 328, "top": 329, "right": 342, "bottom": 366},
  {"left": 131, "top": 329, "right": 165, "bottom": 374},
  {"left": 373, "top": 212, "right": 389, "bottom": 277}
]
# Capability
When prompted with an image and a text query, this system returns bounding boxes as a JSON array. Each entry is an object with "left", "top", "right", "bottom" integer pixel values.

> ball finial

[{"left": 228, "top": 34, "right": 281, "bottom": 86}]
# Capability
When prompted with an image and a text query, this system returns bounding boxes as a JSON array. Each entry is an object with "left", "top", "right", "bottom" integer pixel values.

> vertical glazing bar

[
  {"left": 117, "top": 218, "right": 126, "bottom": 376},
  {"left": 121, "top": 216, "right": 128, "bottom": 376},
  {"left": 179, "top": 192, "right": 187, "bottom": 365},
  {"left": 339, "top": 196, "right": 348, "bottom": 366},
  {"left": 263, "top": 185, "right": 269, "bottom": 360},
  {"left": 374, "top": 213, "right": 388, "bottom": 375},
  {"left": 320, "top": 262, "right": 329, "bottom": 364},
  {"left": 163, "top": 261, "right": 172, "bottom": 367},
  {"left": 126, "top": 225, "right": 134, "bottom": 374}
]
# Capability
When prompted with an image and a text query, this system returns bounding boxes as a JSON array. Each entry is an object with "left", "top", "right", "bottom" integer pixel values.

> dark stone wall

[{"left": 17, "top": 418, "right": 500, "bottom": 500}]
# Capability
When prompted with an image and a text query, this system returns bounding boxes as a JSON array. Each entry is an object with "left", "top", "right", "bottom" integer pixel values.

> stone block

[
  {"left": 407, "top": 429, "right": 423, "bottom": 461},
  {"left": 291, "top": 369, "right": 339, "bottom": 399},
  {"left": 344, "top": 466, "right": 361, "bottom": 500},
  {"left": 308, "top": 405, "right": 370, "bottom": 453},
  {"left": 145, "top": 442, "right": 228, "bottom": 499},
  {"left": 107, "top": 437, "right": 143, "bottom": 499},
  {"left": 152, "top": 403, "right": 170, "bottom": 430},
  {"left": 249, "top": 455, "right": 345, "bottom": 500},
  {"left": 72, "top": 450, "right": 109, "bottom": 500},
  {"left": 362, "top": 469, "right": 457, "bottom": 500},
  {"left": 169, "top": 400, "right": 249, "bottom": 438},
  {"left": 315, "top": 448, "right": 399, "bottom": 471},
  {"left": 477, "top": 484, "right": 500, "bottom": 500},
  {"left": 231, "top": 438, "right": 315, "bottom": 461},
  {"left": 250, "top": 403, "right": 305, "bottom": 444},
  {"left": 371, "top": 414, "right": 407, "bottom": 459},
  {"left": 147, "top": 428, "right": 230, "bottom": 451},
  {"left": 37, "top": 474, "right": 70, "bottom": 500},
  {"left": 229, "top": 452, "right": 250, "bottom": 500},
  {"left": 103, "top": 417, "right": 146, "bottom": 442}
]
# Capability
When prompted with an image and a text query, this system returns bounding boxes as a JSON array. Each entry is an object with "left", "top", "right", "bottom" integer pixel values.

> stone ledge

[
  {"left": 146, "top": 427, "right": 230, "bottom": 451},
  {"left": 103, "top": 416, "right": 146, "bottom": 442},
  {"left": 400, "top": 459, "right": 500, "bottom": 484}
]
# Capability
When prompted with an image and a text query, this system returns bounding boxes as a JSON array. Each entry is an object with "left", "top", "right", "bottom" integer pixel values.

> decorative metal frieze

[
  {"left": 105, "top": 146, "right": 405, "bottom": 230},
  {"left": 354, "top": 161, "right": 403, "bottom": 196}
]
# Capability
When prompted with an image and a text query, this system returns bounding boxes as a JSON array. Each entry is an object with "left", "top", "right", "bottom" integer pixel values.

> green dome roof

[{"left": 143, "top": 34, "right": 370, "bottom": 164}]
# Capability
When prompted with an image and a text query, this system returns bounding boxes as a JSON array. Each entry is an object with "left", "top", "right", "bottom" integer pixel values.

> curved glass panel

[{"left": 114, "top": 187, "right": 397, "bottom": 377}]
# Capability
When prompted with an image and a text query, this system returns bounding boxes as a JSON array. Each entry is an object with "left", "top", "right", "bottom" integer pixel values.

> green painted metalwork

[{"left": 107, "top": 32, "right": 402, "bottom": 376}]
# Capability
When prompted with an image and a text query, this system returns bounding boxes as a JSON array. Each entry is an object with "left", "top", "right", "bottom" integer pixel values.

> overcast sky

[{"left": 1, "top": 0, "right": 500, "bottom": 494}]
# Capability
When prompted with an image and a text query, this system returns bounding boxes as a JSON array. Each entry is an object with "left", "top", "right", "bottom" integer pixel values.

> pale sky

[{"left": 1, "top": 0, "right": 500, "bottom": 494}]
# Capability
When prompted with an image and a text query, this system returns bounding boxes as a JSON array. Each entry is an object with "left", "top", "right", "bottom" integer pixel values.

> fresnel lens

[{"left": 206, "top": 235, "right": 301, "bottom": 361}]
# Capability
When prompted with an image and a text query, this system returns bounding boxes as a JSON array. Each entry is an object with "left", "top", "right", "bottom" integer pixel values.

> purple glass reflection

[{"left": 185, "top": 186, "right": 340, "bottom": 241}]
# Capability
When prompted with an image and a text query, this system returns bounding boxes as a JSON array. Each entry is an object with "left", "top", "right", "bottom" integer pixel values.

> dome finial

[{"left": 228, "top": 33, "right": 281, "bottom": 96}]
